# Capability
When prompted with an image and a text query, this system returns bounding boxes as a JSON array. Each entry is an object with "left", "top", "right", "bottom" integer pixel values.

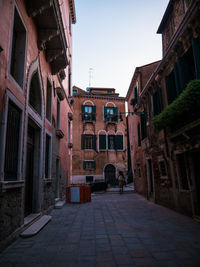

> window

[
  {"left": 45, "top": 134, "right": 51, "bottom": 178},
  {"left": 46, "top": 79, "right": 52, "bottom": 122},
  {"left": 29, "top": 72, "right": 42, "bottom": 115},
  {"left": 140, "top": 112, "right": 147, "bottom": 140},
  {"left": 165, "top": 70, "right": 178, "bottom": 105},
  {"left": 4, "top": 101, "right": 21, "bottom": 180},
  {"left": 83, "top": 161, "right": 96, "bottom": 170},
  {"left": 108, "top": 135, "right": 115, "bottom": 150},
  {"left": 137, "top": 123, "right": 141, "bottom": 147},
  {"left": 68, "top": 121, "right": 71, "bottom": 143},
  {"left": 68, "top": 65, "right": 71, "bottom": 96},
  {"left": 10, "top": 8, "right": 26, "bottom": 88},
  {"left": 107, "top": 90, "right": 112, "bottom": 93},
  {"left": 73, "top": 89, "right": 77, "bottom": 94},
  {"left": 177, "top": 153, "right": 189, "bottom": 190},
  {"left": 81, "top": 134, "right": 96, "bottom": 150},
  {"left": 152, "top": 88, "right": 163, "bottom": 116},
  {"left": 99, "top": 134, "right": 106, "bottom": 150},
  {"left": 115, "top": 135, "right": 123, "bottom": 150},
  {"left": 159, "top": 161, "right": 167, "bottom": 177},
  {"left": 82, "top": 105, "right": 96, "bottom": 121},
  {"left": 56, "top": 99, "right": 60, "bottom": 129},
  {"left": 104, "top": 107, "right": 118, "bottom": 122},
  {"left": 86, "top": 176, "right": 94, "bottom": 183}
]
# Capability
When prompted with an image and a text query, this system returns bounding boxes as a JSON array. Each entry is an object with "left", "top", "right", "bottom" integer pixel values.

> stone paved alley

[{"left": 1, "top": 193, "right": 200, "bottom": 267}]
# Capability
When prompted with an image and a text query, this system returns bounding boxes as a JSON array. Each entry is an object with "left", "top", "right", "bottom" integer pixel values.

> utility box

[{"left": 66, "top": 185, "right": 91, "bottom": 203}]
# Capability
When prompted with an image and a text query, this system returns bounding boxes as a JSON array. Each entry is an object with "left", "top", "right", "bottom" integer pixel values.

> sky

[{"left": 72, "top": 0, "right": 169, "bottom": 97}]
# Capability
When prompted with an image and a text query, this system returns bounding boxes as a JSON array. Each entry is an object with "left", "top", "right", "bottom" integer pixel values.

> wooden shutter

[
  {"left": 83, "top": 161, "right": 86, "bottom": 170},
  {"left": 99, "top": 135, "right": 106, "bottom": 150},
  {"left": 81, "top": 134, "right": 85, "bottom": 149},
  {"left": 114, "top": 107, "right": 118, "bottom": 122},
  {"left": 104, "top": 106, "right": 107, "bottom": 118},
  {"left": 92, "top": 106, "right": 96, "bottom": 121},
  {"left": 192, "top": 37, "right": 200, "bottom": 79},
  {"left": 81, "top": 105, "right": 85, "bottom": 120},
  {"left": 115, "top": 135, "right": 123, "bottom": 150},
  {"left": 93, "top": 161, "right": 96, "bottom": 170},
  {"left": 93, "top": 135, "right": 96, "bottom": 150},
  {"left": 134, "top": 87, "right": 138, "bottom": 103},
  {"left": 165, "top": 71, "right": 177, "bottom": 105}
]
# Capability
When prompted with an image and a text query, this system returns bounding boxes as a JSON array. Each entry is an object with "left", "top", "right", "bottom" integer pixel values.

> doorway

[
  {"left": 104, "top": 164, "right": 117, "bottom": 186},
  {"left": 24, "top": 121, "right": 41, "bottom": 217}
]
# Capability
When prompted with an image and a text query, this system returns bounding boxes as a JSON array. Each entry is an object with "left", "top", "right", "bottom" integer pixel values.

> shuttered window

[
  {"left": 81, "top": 134, "right": 96, "bottom": 150},
  {"left": 165, "top": 70, "right": 177, "bottom": 105},
  {"left": 99, "top": 135, "right": 106, "bottom": 150},
  {"left": 4, "top": 101, "right": 21, "bottom": 180},
  {"left": 83, "top": 161, "right": 96, "bottom": 170},
  {"left": 104, "top": 107, "right": 118, "bottom": 122},
  {"left": 152, "top": 88, "right": 163, "bottom": 116},
  {"left": 115, "top": 135, "right": 123, "bottom": 150},
  {"left": 82, "top": 105, "right": 96, "bottom": 121},
  {"left": 108, "top": 135, "right": 115, "bottom": 150}
]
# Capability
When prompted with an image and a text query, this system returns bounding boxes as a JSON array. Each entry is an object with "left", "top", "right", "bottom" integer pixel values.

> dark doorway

[
  {"left": 147, "top": 159, "right": 154, "bottom": 197},
  {"left": 24, "top": 125, "right": 35, "bottom": 217},
  {"left": 104, "top": 164, "right": 117, "bottom": 186},
  {"left": 192, "top": 151, "right": 200, "bottom": 215}
]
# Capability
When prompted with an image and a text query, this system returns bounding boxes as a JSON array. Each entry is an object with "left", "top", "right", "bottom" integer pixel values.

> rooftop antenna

[{"left": 89, "top": 68, "right": 94, "bottom": 87}]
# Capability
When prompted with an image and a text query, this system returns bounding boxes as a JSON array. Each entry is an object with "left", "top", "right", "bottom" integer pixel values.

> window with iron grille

[
  {"left": 83, "top": 161, "right": 96, "bottom": 170},
  {"left": 4, "top": 101, "right": 21, "bottom": 180},
  {"left": 10, "top": 8, "right": 26, "bottom": 88},
  {"left": 46, "top": 79, "right": 52, "bottom": 122},
  {"left": 45, "top": 134, "right": 51, "bottom": 178}
]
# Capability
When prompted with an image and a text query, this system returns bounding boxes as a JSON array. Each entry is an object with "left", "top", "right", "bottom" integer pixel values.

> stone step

[
  {"left": 20, "top": 215, "right": 51, "bottom": 238},
  {"left": 54, "top": 200, "right": 66, "bottom": 209}
]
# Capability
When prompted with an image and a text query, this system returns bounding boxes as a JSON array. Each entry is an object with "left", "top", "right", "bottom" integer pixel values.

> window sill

[{"left": 0, "top": 180, "right": 24, "bottom": 192}]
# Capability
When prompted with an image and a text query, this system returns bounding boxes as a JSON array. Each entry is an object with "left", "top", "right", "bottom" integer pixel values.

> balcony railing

[
  {"left": 105, "top": 114, "right": 118, "bottom": 123},
  {"left": 82, "top": 113, "right": 96, "bottom": 122}
]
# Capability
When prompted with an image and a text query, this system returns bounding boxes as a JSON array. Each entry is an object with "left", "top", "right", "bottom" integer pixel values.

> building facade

[
  {"left": 0, "top": 0, "right": 76, "bottom": 249},
  {"left": 127, "top": 0, "right": 200, "bottom": 218},
  {"left": 72, "top": 86, "right": 127, "bottom": 186}
]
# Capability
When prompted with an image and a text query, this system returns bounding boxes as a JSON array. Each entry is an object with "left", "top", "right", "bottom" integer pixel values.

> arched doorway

[{"left": 104, "top": 164, "right": 117, "bottom": 186}]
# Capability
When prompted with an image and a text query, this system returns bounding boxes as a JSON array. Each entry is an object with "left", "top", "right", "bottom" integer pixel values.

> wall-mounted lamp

[{"left": 0, "top": 46, "right": 3, "bottom": 53}]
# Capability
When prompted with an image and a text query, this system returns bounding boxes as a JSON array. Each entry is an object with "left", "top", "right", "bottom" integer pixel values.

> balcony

[
  {"left": 56, "top": 129, "right": 64, "bottom": 139},
  {"left": 68, "top": 143, "right": 73, "bottom": 148},
  {"left": 82, "top": 113, "right": 96, "bottom": 122},
  {"left": 105, "top": 114, "right": 118, "bottom": 124},
  {"left": 25, "top": 0, "right": 68, "bottom": 75}
]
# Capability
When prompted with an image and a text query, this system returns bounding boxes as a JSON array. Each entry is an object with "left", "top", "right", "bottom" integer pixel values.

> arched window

[{"left": 29, "top": 72, "right": 42, "bottom": 115}]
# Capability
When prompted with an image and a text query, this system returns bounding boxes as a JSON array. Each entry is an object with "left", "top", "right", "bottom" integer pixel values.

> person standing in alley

[{"left": 118, "top": 171, "right": 125, "bottom": 194}]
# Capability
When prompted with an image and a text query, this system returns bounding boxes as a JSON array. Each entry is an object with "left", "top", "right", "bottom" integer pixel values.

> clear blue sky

[{"left": 72, "top": 0, "right": 169, "bottom": 97}]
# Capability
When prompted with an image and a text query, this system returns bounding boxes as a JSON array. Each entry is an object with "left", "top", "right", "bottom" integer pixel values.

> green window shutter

[
  {"left": 134, "top": 87, "right": 138, "bottom": 103},
  {"left": 174, "top": 62, "right": 181, "bottom": 96},
  {"left": 177, "top": 56, "right": 190, "bottom": 93},
  {"left": 81, "top": 134, "right": 85, "bottom": 149},
  {"left": 92, "top": 106, "right": 96, "bottom": 121},
  {"left": 165, "top": 71, "right": 177, "bottom": 105},
  {"left": 93, "top": 161, "right": 96, "bottom": 170},
  {"left": 99, "top": 135, "right": 106, "bottom": 150},
  {"left": 93, "top": 135, "right": 96, "bottom": 150},
  {"left": 81, "top": 105, "right": 85, "bottom": 120},
  {"left": 115, "top": 135, "right": 123, "bottom": 150},
  {"left": 114, "top": 107, "right": 118, "bottom": 122},
  {"left": 192, "top": 37, "right": 200, "bottom": 79},
  {"left": 137, "top": 123, "right": 141, "bottom": 147},
  {"left": 83, "top": 161, "right": 86, "bottom": 170},
  {"left": 104, "top": 107, "right": 107, "bottom": 118}
]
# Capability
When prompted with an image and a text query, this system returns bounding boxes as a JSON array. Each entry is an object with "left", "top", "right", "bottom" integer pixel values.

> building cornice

[
  {"left": 69, "top": 0, "right": 76, "bottom": 24},
  {"left": 74, "top": 94, "right": 125, "bottom": 101}
]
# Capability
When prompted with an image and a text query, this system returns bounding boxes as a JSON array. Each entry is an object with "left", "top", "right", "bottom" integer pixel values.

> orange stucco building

[{"left": 72, "top": 86, "right": 127, "bottom": 186}]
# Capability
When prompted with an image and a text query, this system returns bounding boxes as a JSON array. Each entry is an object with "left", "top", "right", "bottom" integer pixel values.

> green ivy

[{"left": 153, "top": 80, "right": 200, "bottom": 130}]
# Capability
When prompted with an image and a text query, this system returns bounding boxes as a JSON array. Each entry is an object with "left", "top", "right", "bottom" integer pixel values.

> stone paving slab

[{"left": 1, "top": 193, "right": 200, "bottom": 266}]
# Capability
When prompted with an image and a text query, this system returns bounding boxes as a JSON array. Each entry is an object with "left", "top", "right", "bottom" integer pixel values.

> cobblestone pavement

[{"left": 1, "top": 193, "right": 200, "bottom": 267}]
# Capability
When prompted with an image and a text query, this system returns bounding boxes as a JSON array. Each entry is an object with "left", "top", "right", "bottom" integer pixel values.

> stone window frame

[
  {"left": 0, "top": 89, "right": 24, "bottom": 190},
  {"left": 45, "top": 77, "right": 52, "bottom": 125},
  {"left": 44, "top": 129, "right": 52, "bottom": 181},
  {"left": 158, "top": 159, "right": 168, "bottom": 179},
  {"left": 9, "top": 3, "right": 27, "bottom": 92}
]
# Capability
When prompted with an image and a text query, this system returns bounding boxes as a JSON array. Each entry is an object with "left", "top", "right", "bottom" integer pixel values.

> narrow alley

[{"left": 1, "top": 193, "right": 200, "bottom": 267}]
